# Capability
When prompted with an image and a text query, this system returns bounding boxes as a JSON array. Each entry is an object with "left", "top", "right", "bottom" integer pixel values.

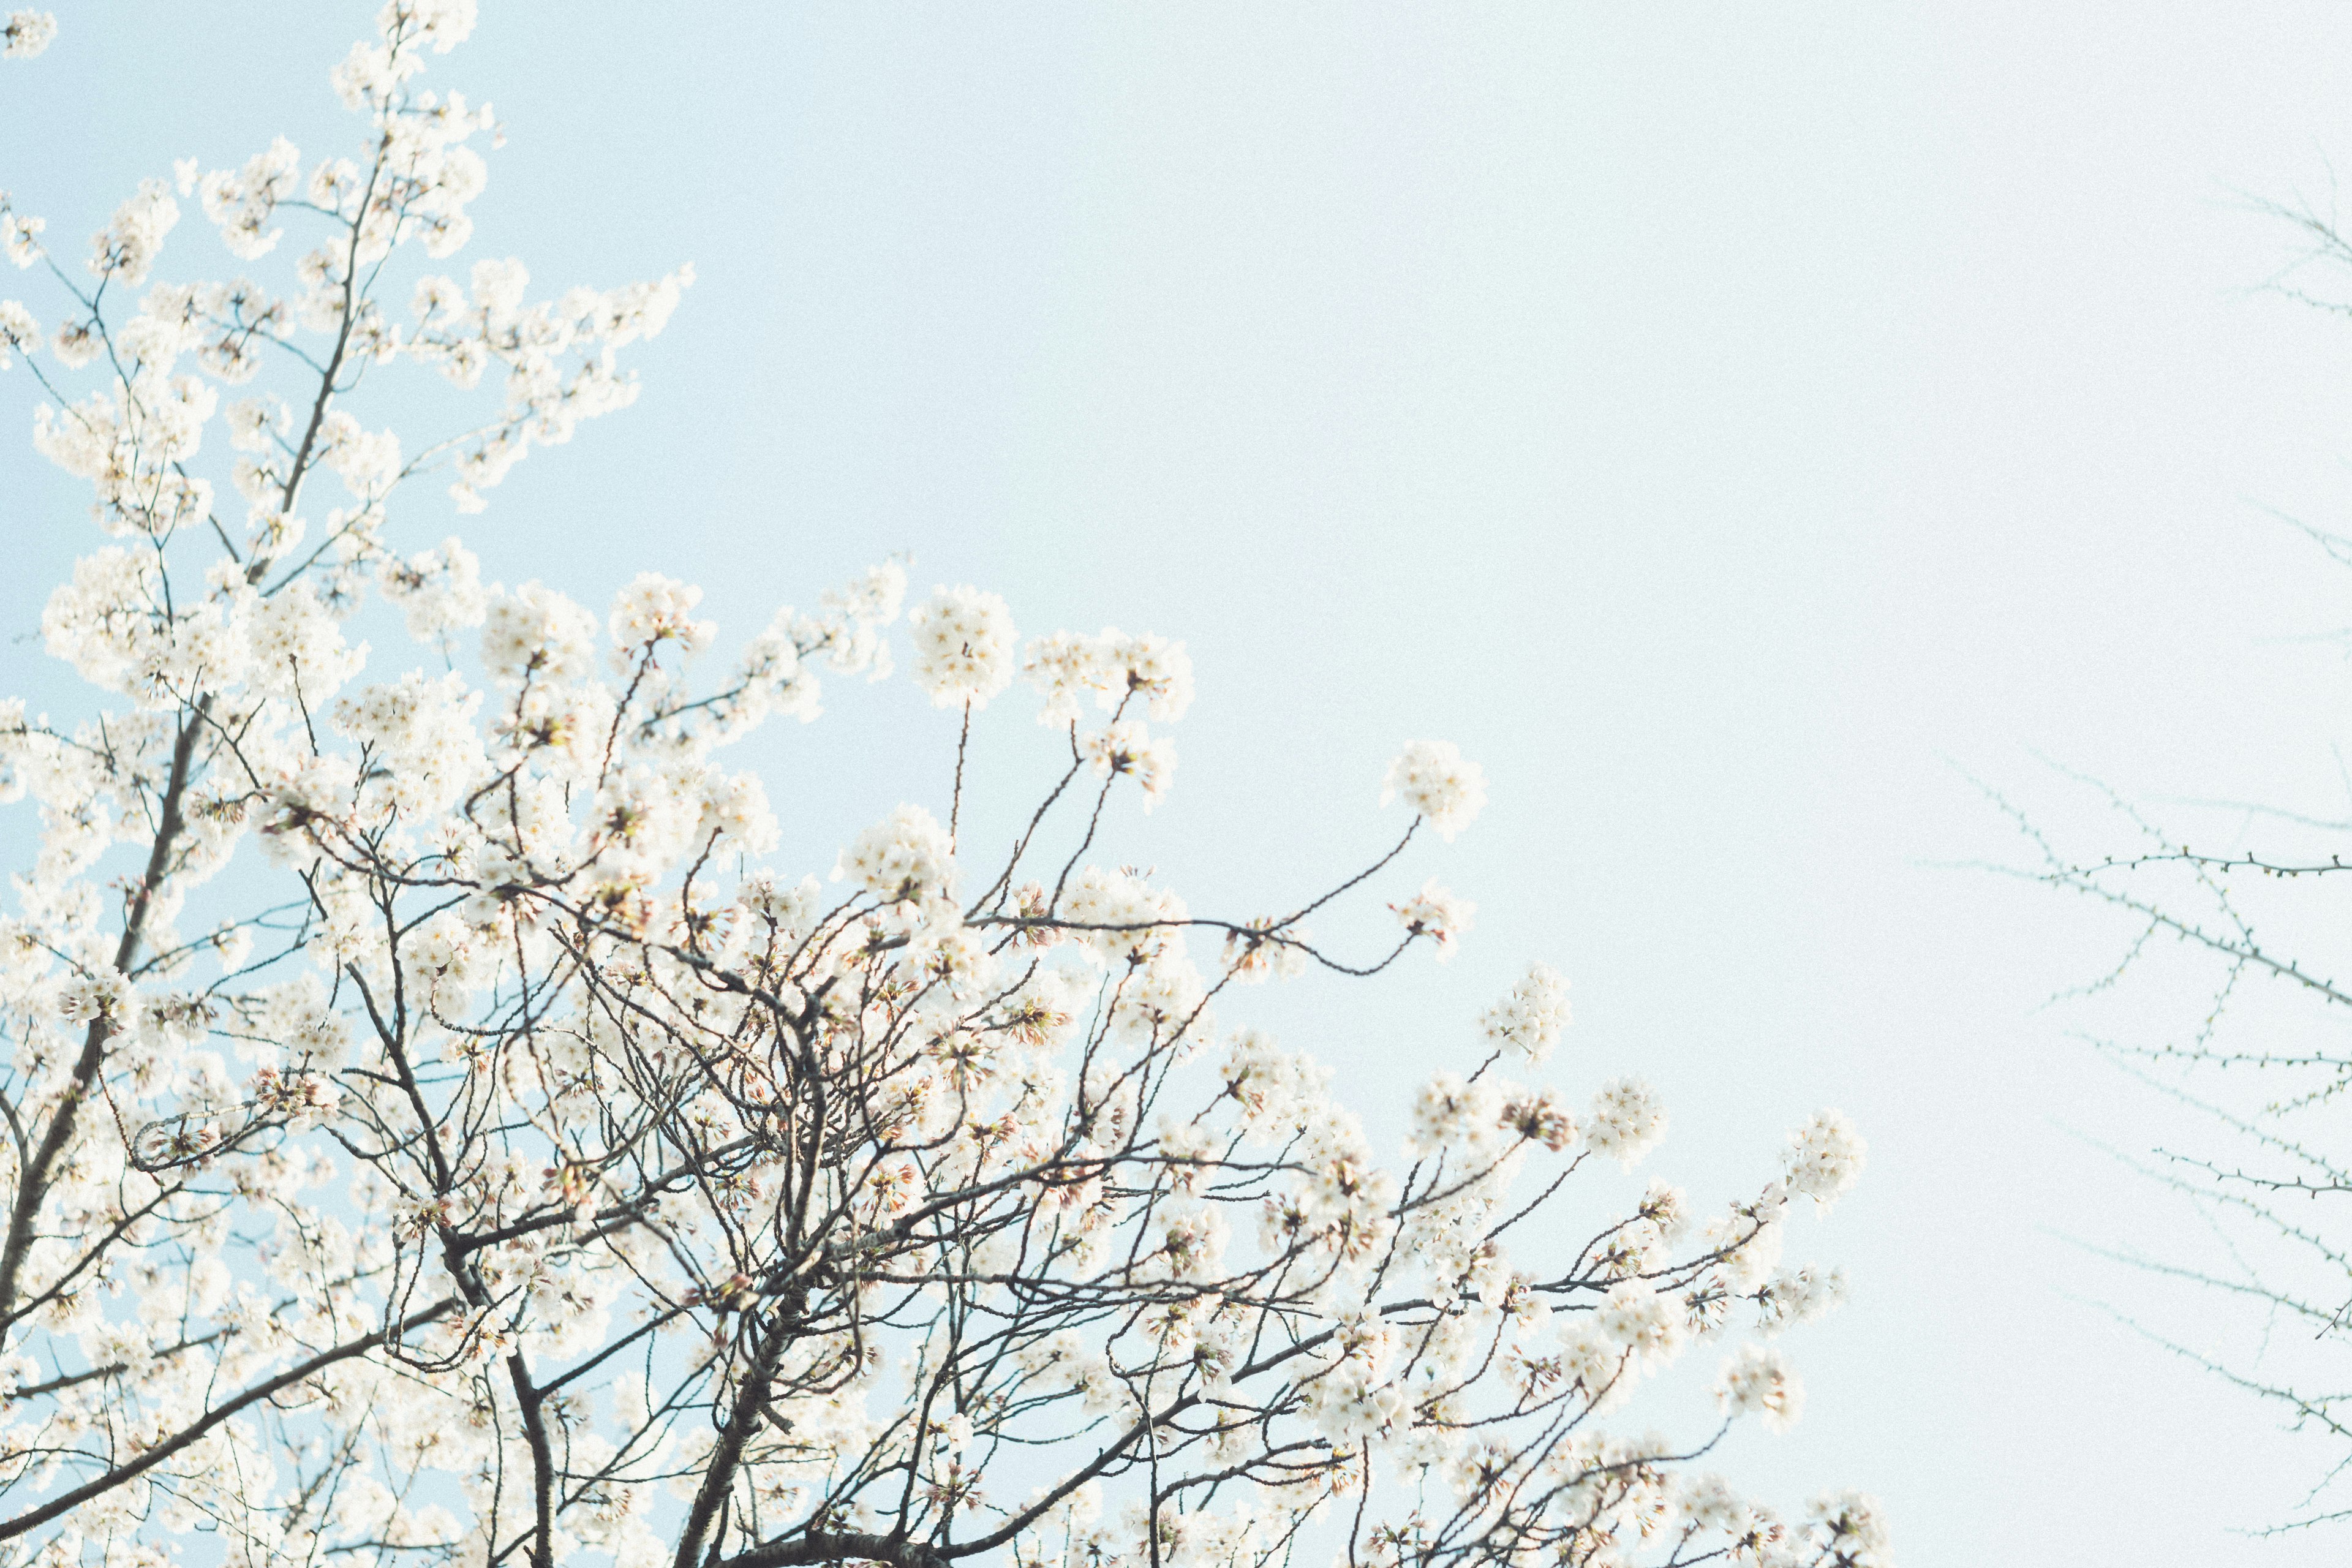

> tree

[
  {"left": 1993, "top": 198, "right": 2352, "bottom": 1539},
  {"left": 0, "top": 7, "right": 1885, "bottom": 1566},
  {"left": 1994, "top": 564, "right": 2352, "bottom": 1536}
]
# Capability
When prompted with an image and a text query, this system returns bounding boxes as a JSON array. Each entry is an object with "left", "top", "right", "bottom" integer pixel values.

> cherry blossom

[
  {"left": 1, "top": 10, "right": 55, "bottom": 61},
  {"left": 0, "top": 8, "right": 1887, "bottom": 1568}
]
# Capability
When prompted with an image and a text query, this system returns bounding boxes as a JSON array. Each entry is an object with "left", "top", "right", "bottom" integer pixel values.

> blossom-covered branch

[{"left": 0, "top": 6, "right": 1887, "bottom": 1567}]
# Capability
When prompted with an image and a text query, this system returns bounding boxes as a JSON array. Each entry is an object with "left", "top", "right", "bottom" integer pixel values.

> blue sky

[{"left": 13, "top": 2, "right": 2352, "bottom": 1561}]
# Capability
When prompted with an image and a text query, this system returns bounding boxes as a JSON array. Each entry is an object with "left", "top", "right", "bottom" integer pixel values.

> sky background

[{"left": 13, "top": 2, "right": 2352, "bottom": 1562}]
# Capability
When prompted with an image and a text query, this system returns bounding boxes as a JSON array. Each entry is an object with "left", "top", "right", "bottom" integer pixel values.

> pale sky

[{"left": 13, "top": 3, "right": 2352, "bottom": 1562}]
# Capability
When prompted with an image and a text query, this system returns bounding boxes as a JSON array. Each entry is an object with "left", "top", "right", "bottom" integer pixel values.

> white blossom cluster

[
  {"left": 1021, "top": 626, "right": 1194, "bottom": 725},
  {"left": 1782, "top": 1107, "right": 1869, "bottom": 1210},
  {"left": 0, "top": 9, "right": 1888, "bottom": 1568},
  {"left": 835, "top": 802, "right": 957, "bottom": 904},
  {"left": 1480, "top": 959, "right": 1571, "bottom": 1061},
  {"left": 1, "top": 9, "right": 53, "bottom": 60},
  {"left": 907, "top": 583, "right": 1016, "bottom": 709},
  {"left": 1079, "top": 718, "right": 1177, "bottom": 809},
  {"left": 1382, "top": 737, "right": 1488, "bottom": 841},
  {"left": 1717, "top": 1341, "right": 1804, "bottom": 1433},
  {"left": 1390, "top": 877, "right": 1474, "bottom": 960}
]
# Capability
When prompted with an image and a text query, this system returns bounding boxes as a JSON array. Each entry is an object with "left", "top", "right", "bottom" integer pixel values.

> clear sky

[{"left": 11, "top": 3, "right": 2352, "bottom": 1562}]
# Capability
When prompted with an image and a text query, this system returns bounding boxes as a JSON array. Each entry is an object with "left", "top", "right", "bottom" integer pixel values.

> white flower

[
  {"left": 1063, "top": 864, "right": 1188, "bottom": 972},
  {"left": 2, "top": 10, "right": 57, "bottom": 59},
  {"left": 1409, "top": 1071, "right": 1499, "bottom": 1156},
  {"left": 908, "top": 585, "right": 1017, "bottom": 709},
  {"left": 1021, "top": 628, "right": 1194, "bottom": 725},
  {"left": 1390, "top": 878, "right": 1472, "bottom": 960},
  {"left": 1220, "top": 919, "right": 1308, "bottom": 984},
  {"left": 1381, "top": 740, "right": 1487, "bottom": 841},
  {"left": 1758, "top": 1264, "right": 1849, "bottom": 1334},
  {"left": 1080, "top": 720, "right": 1176, "bottom": 809},
  {"left": 315, "top": 409, "right": 401, "bottom": 497},
  {"left": 1806, "top": 1490, "right": 1893, "bottom": 1566},
  {"left": 1112, "top": 630, "right": 1193, "bottom": 720},
  {"left": 1702, "top": 1204, "right": 1785, "bottom": 1293},
  {"left": 737, "top": 871, "right": 822, "bottom": 934},
  {"left": 1022, "top": 631, "right": 1112, "bottom": 725},
  {"left": 1557, "top": 1316, "right": 1632, "bottom": 1411},
  {"left": 1780, "top": 1109, "right": 1866, "bottom": 1210},
  {"left": 1597, "top": 1281, "right": 1685, "bottom": 1371},
  {"left": 1640, "top": 1179, "right": 1691, "bottom": 1243},
  {"left": 1497, "top": 1085, "right": 1576, "bottom": 1152},
  {"left": 381, "top": 537, "right": 488, "bottom": 644},
  {"left": 1586, "top": 1077, "right": 1665, "bottom": 1167},
  {"left": 0, "top": 299, "right": 34, "bottom": 369},
  {"left": 608, "top": 572, "right": 715, "bottom": 657},
  {"left": 412, "top": 273, "right": 464, "bottom": 325},
  {"left": 1716, "top": 1342, "right": 1803, "bottom": 1433},
  {"left": 209, "top": 922, "right": 255, "bottom": 974},
  {"left": 2, "top": 211, "right": 42, "bottom": 268},
  {"left": 697, "top": 769, "right": 778, "bottom": 854},
  {"left": 225, "top": 397, "right": 281, "bottom": 453},
  {"left": 244, "top": 581, "right": 363, "bottom": 699},
  {"left": 385, "top": 0, "right": 478, "bottom": 53},
  {"left": 332, "top": 671, "right": 486, "bottom": 820},
  {"left": 89, "top": 178, "right": 179, "bottom": 287},
  {"left": 57, "top": 966, "right": 127, "bottom": 1025},
  {"left": 50, "top": 315, "right": 99, "bottom": 367},
  {"left": 1678, "top": 1472, "right": 1754, "bottom": 1536},
  {"left": 1478, "top": 962, "right": 1568, "bottom": 1060},
  {"left": 796, "top": 560, "right": 905, "bottom": 680},
  {"left": 470, "top": 255, "right": 529, "bottom": 321},
  {"left": 483, "top": 582, "right": 598, "bottom": 685},
  {"left": 835, "top": 804, "right": 956, "bottom": 903}
]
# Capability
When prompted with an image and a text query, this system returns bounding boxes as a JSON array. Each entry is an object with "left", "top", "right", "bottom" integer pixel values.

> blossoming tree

[{"left": 0, "top": 6, "right": 1885, "bottom": 1567}]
